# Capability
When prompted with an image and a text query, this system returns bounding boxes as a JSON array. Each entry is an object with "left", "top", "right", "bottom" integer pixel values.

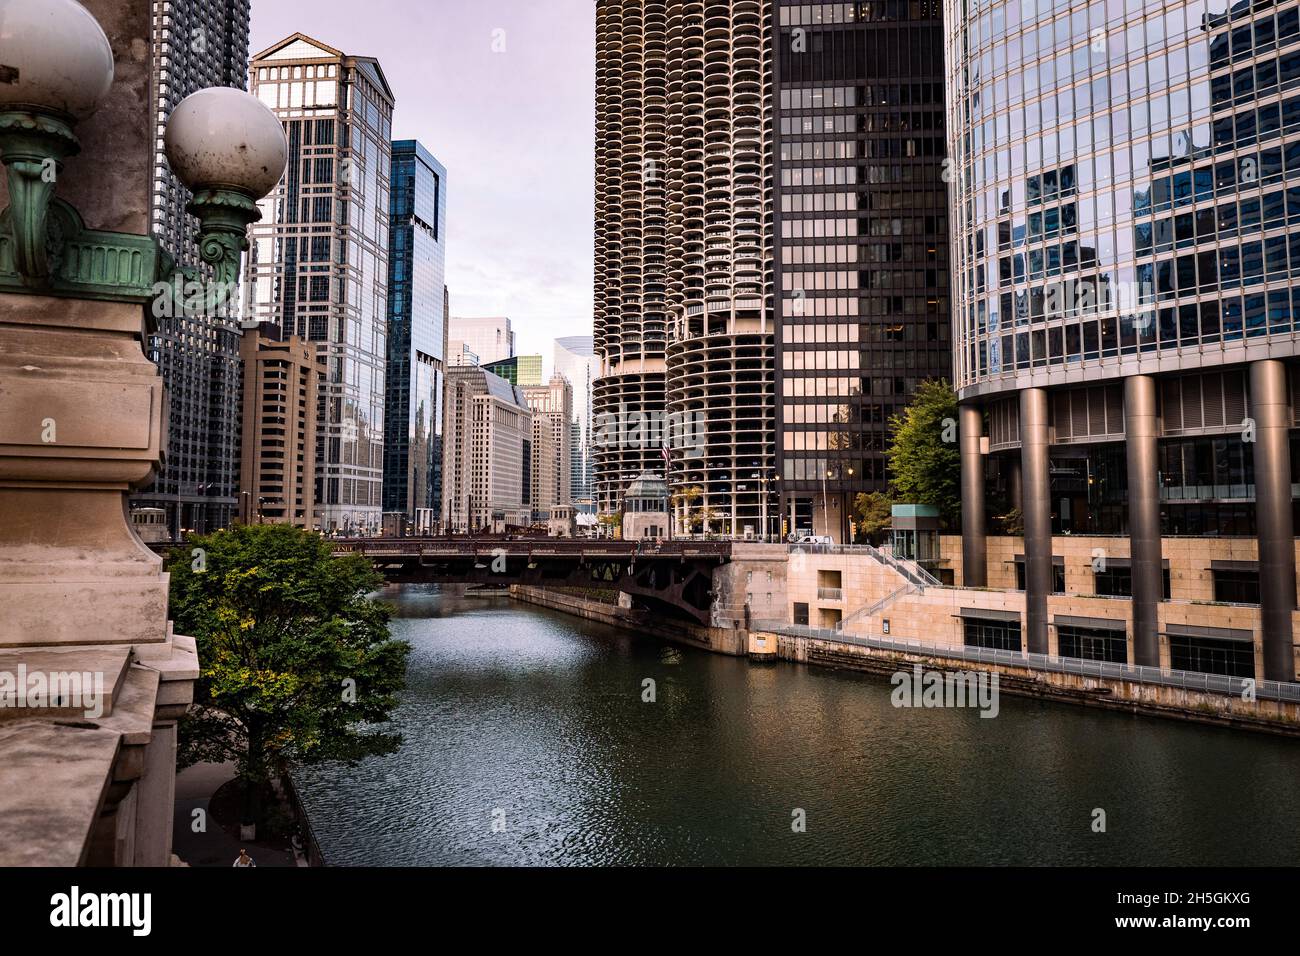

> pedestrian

[{"left": 233, "top": 848, "right": 256, "bottom": 868}]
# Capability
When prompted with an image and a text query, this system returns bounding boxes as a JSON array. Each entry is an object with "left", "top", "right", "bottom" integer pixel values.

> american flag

[{"left": 661, "top": 443, "right": 670, "bottom": 468}]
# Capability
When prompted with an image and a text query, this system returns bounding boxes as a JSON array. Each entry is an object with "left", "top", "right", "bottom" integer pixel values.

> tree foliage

[
  {"left": 167, "top": 524, "right": 409, "bottom": 793},
  {"left": 852, "top": 491, "right": 894, "bottom": 543},
  {"left": 886, "top": 379, "right": 961, "bottom": 527}
]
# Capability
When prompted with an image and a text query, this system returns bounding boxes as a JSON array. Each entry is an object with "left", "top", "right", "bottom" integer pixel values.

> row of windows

[
  {"left": 1209, "top": 6, "right": 1300, "bottom": 68},
  {"left": 781, "top": 350, "right": 861, "bottom": 371},
  {"left": 963, "top": 615, "right": 1256, "bottom": 677},
  {"left": 782, "top": 166, "right": 857, "bottom": 186},
  {"left": 781, "top": 114, "right": 858, "bottom": 135},
  {"left": 780, "top": 322, "right": 860, "bottom": 343},
  {"left": 781, "top": 140, "right": 857, "bottom": 161},
  {"left": 981, "top": 288, "right": 1300, "bottom": 372},
  {"left": 781, "top": 241, "right": 861, "bottom": 263},
  {"left": 996, "top": 227, "right": 1300, "bottom": 304},
  {"left": 778, "top": 86, "right": 857, "bottom": 110},
  {"left": 782, "top": 218, "right": 857, "bottom": 239},
  {"left": 783, "top": 293, "right": 949, "bottom": 318}
]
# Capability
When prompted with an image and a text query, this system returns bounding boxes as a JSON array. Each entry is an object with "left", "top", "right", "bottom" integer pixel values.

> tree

[
  {"left": 597, "top": 511, "right": 623, "bottom": 538},
  {"left": 852, "top": 491, "right": 893, "bottom": 543},
  {"left": 166, "top": 524, "right": 409, "bottom": 831},
  {"left": 671, "top": 485, "right": 704, "bottom": 535},
  {"left": 886, "top": 378, "right": 961, "bottom": 527}
]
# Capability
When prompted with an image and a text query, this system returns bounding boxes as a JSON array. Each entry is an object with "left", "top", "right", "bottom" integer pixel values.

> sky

[{"left": 250, "top": 0, "right": 595, "bottom": 369}]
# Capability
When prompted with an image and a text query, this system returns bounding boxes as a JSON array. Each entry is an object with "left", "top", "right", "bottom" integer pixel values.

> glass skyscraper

[
  {"left": 555, "top": 335, "right": 598, "bottom": 505},
  {"left": 774, "top": 0, "right": 952, "bottom": 540},
  {"left": 483, "top": 355, "right": 543, "bottom": 387},
  {"left": 948, "top": 0, "right": 1299, "bottom": 680},
  {"left": 384, "top": 140, "right": 447, "bottom": 532},
  {"left": 245, "top": 34, "right": 395, "bottom": 534}
]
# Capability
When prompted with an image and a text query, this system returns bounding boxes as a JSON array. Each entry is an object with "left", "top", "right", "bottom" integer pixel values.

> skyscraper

[
  {"left": 773, "top": 0, "right": 952, "bottom": 541},
  {"left": 554, "top": 335, "right": 597, "bottom": 505},
  {"left": 238, "top": 323, "right": 321, "bottom": 528},
  {"left": 442, "top": 366, "right": 532, "bottom": 532},
  {"left": 448, "top": 316, "right": 515, "bottom": 365},
  {"left": 594, "top": 1, "right": 776, "bottom": 536},
  {"left": 482, "top": 354, "right": 543, "bottom": 386},
  {"left": 523, "top": 375, "right": 575, "bottom": 522},
  {"left": 384, "top": 140, "right": 447, "bottom": 533},
  {"left": 133, "top": 0, "right": 252, "bottom": 539},
  {"left": 948, "top": 0, "right": 1299, "bottom": 681},
  {"left": 245, "top": 34, "right": 395, "bottom": 535}
]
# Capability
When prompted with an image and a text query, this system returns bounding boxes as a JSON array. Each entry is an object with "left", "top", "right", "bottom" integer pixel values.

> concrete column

[
  {"left": 133, "top": 723, "right": 178, "bottom": 866},
  {"left": 1019, "top": 388, "right": 1051, "bottom": 654},
  {"left": 1249, "top": 360, "right": 1297, "bottom": 682},
  {"left": 1007, "top": 458, "right": 1023, "bottom": 513},
  {"left": 959, "top": 402, "right": 987, "bottom": 587},
  {"left": 1125, "top": 375, "right": 1163, "bottom": 667}
]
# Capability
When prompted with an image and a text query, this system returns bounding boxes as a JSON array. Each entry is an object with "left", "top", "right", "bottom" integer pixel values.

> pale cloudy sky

[{"left": 250, "top": 0, "right": 596, "bottom": 366}]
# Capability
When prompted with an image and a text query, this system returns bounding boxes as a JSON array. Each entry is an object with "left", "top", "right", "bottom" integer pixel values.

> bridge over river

[{"left": 332, "top": 537, "right": 735, "bottom": 624}]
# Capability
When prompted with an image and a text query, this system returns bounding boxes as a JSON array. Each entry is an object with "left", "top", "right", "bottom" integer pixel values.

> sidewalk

[{"left": 172, "top": 761, "right": 298, "bottom": 867}]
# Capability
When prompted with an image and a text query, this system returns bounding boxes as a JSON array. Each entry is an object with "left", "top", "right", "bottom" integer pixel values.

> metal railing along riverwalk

[{"left": 750, "top": 622, "right": 1300, "bottom": 705}]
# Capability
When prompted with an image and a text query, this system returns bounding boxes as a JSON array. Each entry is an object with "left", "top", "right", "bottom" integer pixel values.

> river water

[{"left": 292, "top": 585, "right": 1300, "bottom": 866}]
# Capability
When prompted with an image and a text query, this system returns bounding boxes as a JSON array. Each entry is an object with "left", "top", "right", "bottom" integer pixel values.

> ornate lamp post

[
  {"left": 164, "top": 86, "right": 288, "bottom": 287},
  {"left": 0, "top": 0, "right": 114, "bottom": 280},
  {"left": 0, "top": 0, "right": 286, "bottom": 866}
]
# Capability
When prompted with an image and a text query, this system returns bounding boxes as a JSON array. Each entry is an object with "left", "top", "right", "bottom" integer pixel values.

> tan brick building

[{"left": 238, "top": 323, "right": 321, "bottom": 528}]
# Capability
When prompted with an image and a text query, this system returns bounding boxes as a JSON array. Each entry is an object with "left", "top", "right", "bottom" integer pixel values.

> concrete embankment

[
  {"left": 767, "top": 631, "right": 1300, "bottom": 737},
  {"left": 509, "top": 585, "right": 746, "bottom": 656},
  {"left": 511, "top": 585, "right": 1300, "bottom": 737}
]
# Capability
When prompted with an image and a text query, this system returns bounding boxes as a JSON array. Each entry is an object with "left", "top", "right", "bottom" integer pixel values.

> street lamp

[
  {"left": 0, "top": 0, "right": 114, "bottom": 279},
  {"left": 0, "top": 0, "right": 286, "bottom": 295},
  {"left": 164, "top": 87, "right": 287, "bottom": 285},
  {"left": 822, "top": 469, "right": 831, "bottom": 540},
  {"left": 0, "top": 0, "right": 286, "bottom": 622}
]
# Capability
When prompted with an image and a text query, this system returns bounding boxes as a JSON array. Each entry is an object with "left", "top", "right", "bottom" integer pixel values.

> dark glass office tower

[
  {"left": 773, "top": 0, "right": 952, "bottom": 541},
  {"left": 949, "top": 0, "right": 1299, "bottom": 680},
  {"left": 384, "top": 140, "right": 448, "bottom": 533},
  {"left": 132, "top": 0, "right": 252, "bottom": 540}
]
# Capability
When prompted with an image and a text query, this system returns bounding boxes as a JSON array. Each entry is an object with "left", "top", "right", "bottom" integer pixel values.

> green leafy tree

[
  {"left": 852, "top": 491, "right": 894, "bottom": 543},
  {"left": 166, "top": 524, "right": 409, "bottom": 828},
  {"left": 886, "top": 378, "right": 961, "bottom": 527},
  {"left": 598, "top": 511, "right": 623, "bottom": 537}
]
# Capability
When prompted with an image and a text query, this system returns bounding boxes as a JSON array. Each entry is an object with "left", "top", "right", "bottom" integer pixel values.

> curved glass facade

[
  {"left": 946, "top": 0, "right": 1300, "bottom": 399},
  {"left": 948, "top": 0, "right": 1300, "bottom": 682}
]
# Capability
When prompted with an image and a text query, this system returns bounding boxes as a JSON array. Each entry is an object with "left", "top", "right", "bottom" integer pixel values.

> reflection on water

[{"left": 293, "top": 585, "right": 1300, "bottom": 866}]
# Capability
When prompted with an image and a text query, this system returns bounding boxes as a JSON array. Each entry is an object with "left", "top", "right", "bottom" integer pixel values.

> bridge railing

[{"left": 332, "top": 536, "right": 733, "bottom": 558}]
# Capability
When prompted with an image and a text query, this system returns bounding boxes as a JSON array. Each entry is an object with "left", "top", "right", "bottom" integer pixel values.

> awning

[
  {"left": 1209, "top": 560, "right": 1260, "bottom": 573},
  {"left": 1052, "top": 615, "right": 1127, "bottom": 632},
  {"left": 1163, "top": 623, "right": 1254, "bottom": 644},
  {"left": 957, "top": 607, "right": 1021, "bottom": 623}
]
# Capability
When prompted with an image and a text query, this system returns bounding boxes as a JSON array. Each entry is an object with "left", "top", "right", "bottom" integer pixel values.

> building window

[
  {"left": 963, "top": 616, "right": 1021, "bottom": 652},
  {"left": 1057, "top": 625, "right": 1128, "bottom": 664},
  {"left": 1093, "top": 565, "right": 1172, "bottom": 599},
  {"left": 793, "top": 602, "right": 809, "bottom": 626},
  {"left": 1169, "top": 634, "right": 1255, "bottom": 679},
  {"left": 1014, "top": 559, "right": 1065, "bottom": 594},
  {"left": 1212, "top": 569, "right": 1261, "bottom": 604}
]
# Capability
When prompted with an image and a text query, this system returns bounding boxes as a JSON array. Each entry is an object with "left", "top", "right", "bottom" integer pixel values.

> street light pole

[{"left": 822, "top": 469, "right": 830, "bottom": 540}]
